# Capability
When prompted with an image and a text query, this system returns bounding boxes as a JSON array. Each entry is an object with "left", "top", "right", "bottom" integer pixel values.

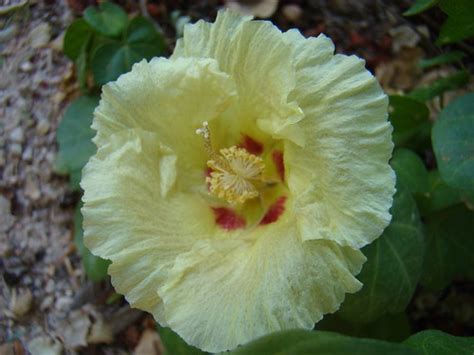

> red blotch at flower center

[
  {"left": 260, "top": 196, "right": 287, "bottom": 225},
  {"left": 272, "top": 150, "right": 285, "bottom": 181},
  {"left": 212, "top": 207, "right": 246, "bottom": 230},
  {"left": 239, "top": 135, "right": 264, "bottom": 155}
]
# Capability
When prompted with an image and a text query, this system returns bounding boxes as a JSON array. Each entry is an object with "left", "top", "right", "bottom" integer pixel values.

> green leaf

[
  {"left": 158, "top": 327, "right": 205, "bottom": 355},
  {"left": 409, "top": 71, "right": 470, "bottom": 102},
  {"left": 415, "top": 171, "right": 462, "bottom": 216},
  {"left": 76, "top": 48, "right": 88, "bottom": 90},
  {"left": 418, "top": 51, "right": 465, "bottom": 69},
  {"left": 432, "top": 93, "right": 474, "bottom": 191},
  {"left": 317, "top": 313, "right": 411, "bottom": 342},
  {"left": 84, "top": 2, "right": 129, "bottom": 38},
  {"left": 63, "top": 19, "right": 94, "bottom": 61},
  {"left": 74, "top": 203, "right": 110, "bottom": 281},
  {"left": 391, "top": 149, "right": 429, "bottom": 193},
  {"left": 389, "top": 95, "right": 430, "bottom": 146},
  {"left": 420, "top": 204, "right": 474, "bottom": 290},
  {"left": 404, "top": 330, "right": 474, "bottom": 355},
  {"left": 106, "top": 292, "right": 123, "bottom": 305},
  {"left": 90, "top": 42, "right": 126, "bottom": 85},
  {"left": 56, "top": 96, "right": 99, "bottom": 190},
  {"left": 68, "top": 169, "right": 83, "bottom": 190},
  {"left": 91, "top": 41, "right": 162, "bottom": 85},
  {"left": 89, "top": 15, "right": 164, "bottom": 86},
  {"left": 437, "top": 0, "right": 474, "bottom": 44},
  {"left": 126, "top": 16, "right": 164, "bottom": 49},
  {"left": 53, "top": 152, "right": 69, "bottom": 175},
  {"left": 338, "top": 184, "right": 424, "bottom": 323},
  {"left": 403, "top": 0, "right": 438, "bottom": 16},
  {"left": 229, "top": 330, "right": 417, "bottom": 355}
]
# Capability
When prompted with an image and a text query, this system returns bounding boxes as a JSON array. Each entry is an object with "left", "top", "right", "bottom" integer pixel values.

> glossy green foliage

[
  {"left": 438, "top": 0, "right": 474, "bottom": 44},
  {"left": 391, "top": 149, "right": 429, "bottom": 193},
  {"left": 389, "top": 95, "right": 430, "bottom": 146},
  {"left": 63, "top": 19, "right": 94, "bottom": 61},
  {"left": 409, "top": 71, "right": 470, "bottom": 102},
  {"left": 421, "top": 204, "right": 474, "bottom": 290},
  {"left": 91, "top": 17, "right": 165, "bottom": 85},
  {"left": 56, "top": 96, "right": 99, "bottom": 190},
  {"left": 415, "top": 171, "right": 463, "bottom": 216},
  {"left": 404, "top": 330, "right": 474, "bottom": 355},
  {"left": 159, "top": 327, "right": 206, "bottom": 355},
  {"left": 63, "top": 5, "right": 165, "bottom": 91},
  {"left": 83, "top": 2, "right": 128, "bottom": 37},
  {"left": 418, "top": 51, "right": 465, "bottom": 69},
  {"left": 432, "top": 93, "right": 474, "bottom": 191},
  {"left": 403, "top": 0, "right": 438, "bottom": 16},
  {"left": 229, "top": 330, "right": 417, "bottom": 355},
  {"left": 317, "top": 313, "right": 411, "bottom": 342},
  {"left": 338, "top": 185, "right": 424, "bottom": 323}
]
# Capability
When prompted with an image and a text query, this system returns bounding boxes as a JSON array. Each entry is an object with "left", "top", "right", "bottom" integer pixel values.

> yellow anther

[{"left": 196, "top": 122, "right": 265, "bottom": 204}]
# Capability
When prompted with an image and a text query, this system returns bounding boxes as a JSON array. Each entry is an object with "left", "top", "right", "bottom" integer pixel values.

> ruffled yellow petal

[
  {"left": 158, "top": 214, "right": 365, "bottom": 352},
  {"left": 92, "top": 57, "right": 237, "bottom": 189},
  {"left": 284, "top": 30, "right": 395, "bottom": 249},
  {"left": 82, "top": 10, "right": 395, "bottom": 353},
  {"left": 173, "top": 10, "right": 305, "bottom": 146},
  {"left": 81, "top": 129, "right": 216, "bottom": 323}
]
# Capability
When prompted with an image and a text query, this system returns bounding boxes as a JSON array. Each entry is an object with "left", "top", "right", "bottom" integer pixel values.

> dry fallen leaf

[
  {"left": 376, "top": 47, "right": 424, "bottom": 92},
  {"left": 28, "top": 336, "right": 63, "bottom": 355},
  {"left": 389, "top": 25, "right": 429, "bottom": 53},
  {"left": 28, "top": 23, "right": 51, "bottom": 49},
  {"left": 58, "top": 309, "right": 91, "bottom": 349},
  {"left": 10, "top": 288, "right": 33, "bottom": 317},
  {"left": 134, "top": 329, "right": 165, "bottom": 355},
  {"left": 87, "top": 315, "right": 114, "bottom": 344},
  {"left": 0, "top": 341, "right": 25, "bottom": 355},
  {"left": 225, "top": 0, "right": 279, "bottom": 18}
]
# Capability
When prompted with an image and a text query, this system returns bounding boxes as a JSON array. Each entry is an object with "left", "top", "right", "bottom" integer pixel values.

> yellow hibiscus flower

[{"left": 81, "top": 10, "right": 395, "bottom": 353}]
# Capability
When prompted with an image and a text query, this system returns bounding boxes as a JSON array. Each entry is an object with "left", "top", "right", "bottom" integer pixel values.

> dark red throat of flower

[
  {"left": 260, "top": 196, "right": 287, "bottom": 225},
  {"left": 239, "top": 135, "right": 264, "bottom": 155},
  {"left": 212, "top": 207, "right": 246, "bottom": 231},
  {"left": 212, "top": 196, "right": 287, "bottom": 230},
  {"left": 272, "top": 150, "right": 285, "bottom": 181}
]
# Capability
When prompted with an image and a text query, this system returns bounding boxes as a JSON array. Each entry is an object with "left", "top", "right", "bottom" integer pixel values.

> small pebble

[
  {"left": 36, "top": 119, "right": 50, "bottom": 135},
  {"left": 55, "top": 296, "right": 73, "bottom": 311},
  {"left": 9, "top": 127, "right": 24, "bottom": 144},
  {"left": 29, "top": 22, "right": 51, "bottom": 48},
  {"left": 28, "top": 336, "right": 63, "bottom": 355},
  {"left": 282, "top": 4, "right": 302, "bottom": 22},
  {"left": 40, "top": 296, "right": 54, "bottom": 311},
  {"left": 10, "top": 143, "right": 22, "bottom": 157},
  {"left": 10, "top": 288, "right": 33, "bottom": 317},
  {"left": 23, "top": 276, "right": 32, "bottom": 285},
  {"left": 45, "top": 279, "right": 55, "bottom": 293},
  {"left": 20, "top": 61, "right": 33, "bottom": 72},
  {"left": 0, "top": 196, "right": 14, "bottom": 233},
  {"left": 24, "top": 178, "right": 41, "bottom": 201},
  {"left": 22, "top": 146, "right": 33, "bottom": 161}
]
